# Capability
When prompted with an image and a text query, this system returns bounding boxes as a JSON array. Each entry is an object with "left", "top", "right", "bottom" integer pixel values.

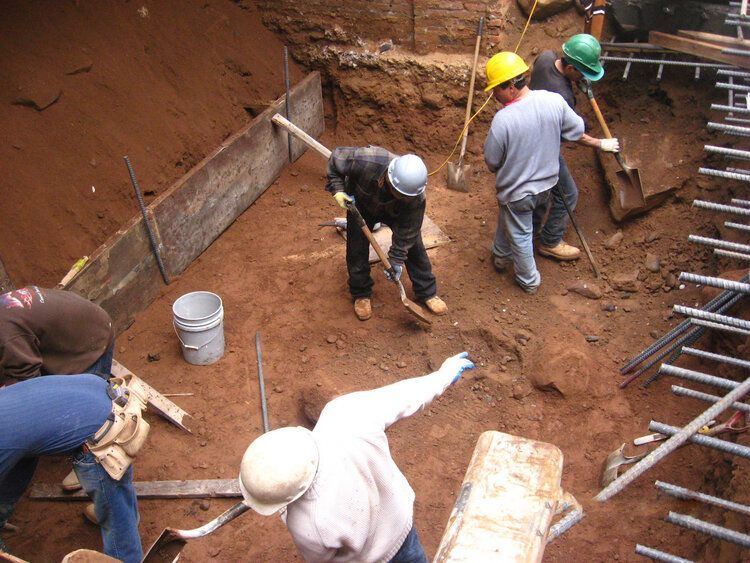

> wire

[
  {"left": 427, "top": 93, "right": 495, "bottom": 176},
  {"left": 514, "top": 0, "right": 539, "bottom": 53}
]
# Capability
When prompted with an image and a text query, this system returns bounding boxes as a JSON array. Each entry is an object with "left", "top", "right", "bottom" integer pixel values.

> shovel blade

[
  {"left": 395, "top": 280, "right": 432, "bottom": 324},
  {"left": 142, "top": 529, "right": 187, "bottom": 563},
  {"left": 446, "top": 162, "right": 470, "bottom": 192}
]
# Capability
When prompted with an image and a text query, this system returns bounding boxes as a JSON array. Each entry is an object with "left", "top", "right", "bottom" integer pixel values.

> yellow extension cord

[{"left": 428, "top": 0, "right": 539, "bottom": 177}]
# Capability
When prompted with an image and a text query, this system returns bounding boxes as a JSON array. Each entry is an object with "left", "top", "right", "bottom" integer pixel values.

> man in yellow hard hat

[
  {"left": 483, "top": 51, "right": 618, "bottom": 294},
  {"left": 529, "top": 33, "right": 605, "bottom": 262}
]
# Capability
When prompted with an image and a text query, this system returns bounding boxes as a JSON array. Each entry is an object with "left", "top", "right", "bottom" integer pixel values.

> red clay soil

[{"left": 3, "top": 4, "right": 750, "bottom": 563}]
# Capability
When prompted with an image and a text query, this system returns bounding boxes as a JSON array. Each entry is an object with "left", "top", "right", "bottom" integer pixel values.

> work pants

[
  {"left": 0, "top": 450, "right": 142, "bottom": 563},
  {"left": 537, "top": 156, "right": 578, "bottom": 248},
  {"left": 389, "top": 526, "right": 428, "bottom": 563},
  {"left": 493, "top": 189, "right": 552, "bottom": 291},
  {"left": 84, "top": 343, "right": 115, "bottom": 380},
  {"left": 345, "top": 210, "right": 437, "bottom": 301}
]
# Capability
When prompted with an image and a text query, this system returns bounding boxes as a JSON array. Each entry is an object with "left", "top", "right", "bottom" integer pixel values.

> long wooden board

[
  {"left": 677, "top": 30, "right": 750, "bottom": 48},
  {"left": 69, "top": 72, "right": 324, "bottom": 333},
  {"left": 649, "top": 31, "right": 750, "bottom": 70},
  {"left": 30, "top": 479, "right": 241, "bottom": 500}
]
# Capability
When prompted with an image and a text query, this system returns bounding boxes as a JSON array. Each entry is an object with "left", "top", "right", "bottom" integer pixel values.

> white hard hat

[
  {"left": 238, "top": 427, "right": 319, "bottom": 516},
  {"left": 387, "top": 154, "right": 428, "bottom": 197}
]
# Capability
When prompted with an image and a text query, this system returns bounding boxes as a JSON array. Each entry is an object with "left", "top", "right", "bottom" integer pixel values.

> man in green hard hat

[{"left": 529, "top": 33, "right": 605, "bottom": 262}]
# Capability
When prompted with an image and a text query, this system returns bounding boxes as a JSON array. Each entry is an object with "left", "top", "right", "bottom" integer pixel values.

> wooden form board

[
  {"left": 677, "top": 30, "right": 750, "bottom": 48},
  {"left": 69, "top": 72, "right": 324, "bottom": 332},
  {"left": 30, "top": 479, "right": 241, "bottom": 500},
  {"left": 649, "top": 31, "right": 750, "bottom": 71}
]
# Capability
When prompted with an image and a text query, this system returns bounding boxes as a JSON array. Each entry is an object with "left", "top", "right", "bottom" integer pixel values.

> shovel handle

[
  {"left": 345, "top": 202, "right": 393, "bottom": 270},
  {"left": 457, "top": 16, "right": 485, "bottom": 164},
  {"left": 271, "top": 114, "right": 332, "bottom": 160},
  {"left": 586, "top": 94, "right": 614, "bottom": 140}
]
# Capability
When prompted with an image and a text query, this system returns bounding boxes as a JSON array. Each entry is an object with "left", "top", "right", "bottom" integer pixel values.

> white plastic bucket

[{"left": 172, "top": 291, "right": 225, "bottom": 365}]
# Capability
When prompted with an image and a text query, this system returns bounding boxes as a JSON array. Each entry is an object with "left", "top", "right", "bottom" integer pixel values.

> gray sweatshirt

[{"left": 484, "top": 89, "right": 584, "bottom": 205}]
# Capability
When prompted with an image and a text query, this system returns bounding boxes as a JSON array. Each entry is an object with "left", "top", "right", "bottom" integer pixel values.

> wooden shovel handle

[
  {"left": 346, "top": 203, "right": 393, "bottom": 270},
  {"left": 587, "top": 95, "right": 614, "bottom": 140},
  {"left": 458, "top": 16, "right": 485, "bottom": 163}
]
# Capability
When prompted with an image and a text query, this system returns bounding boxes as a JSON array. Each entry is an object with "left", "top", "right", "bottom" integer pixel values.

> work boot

[
  {"left": 62, "top": 469, "right": 82, "bottom": 492},
  {"left": 354, "top": 298, "right": 372, "bottom": 321},
  {"left": 538, "top": 240, "right": 581, "bottom": 261},
  {"left": 521, "top": 285, "right": 539, "bottom": 295},
  {"left": 83, "top": 503, "right": 99, "bottom": 526},
  {"left": 424, "top": 296, "right": 448, "bottom": 315},
  {"left": 493, "top": 255, "right": 512, "bottom": 272}
]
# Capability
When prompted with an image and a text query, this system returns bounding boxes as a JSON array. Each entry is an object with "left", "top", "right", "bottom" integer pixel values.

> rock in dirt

[
  {"left": 611, "top": 271, "right": 640, "bottom": 292},
  {"left": 604, "top": 230, "right": 624, "bottom": 249},
  {"left": 325, "top": 334, "right": 337, "bottom": 344},
  {"left": 645, "top": 253, "right": 661, "bottom": 273},
  {"left": 147, "top": 352, "right": 160, "bottom": 362},
  {"left": 529, "top": 346, "right": 596, "bottom": 398},
  {"left": 601, "top": 303, "right": 616, "bottom": 312},
  {"left": 568, "top": 280, "right": 603, "bottom": 300},
  {"left": 12, "top": 88, "right": 62, "bottom": 112}
]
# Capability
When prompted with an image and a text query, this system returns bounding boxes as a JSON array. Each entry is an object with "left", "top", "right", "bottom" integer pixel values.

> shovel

[
  {"left": 447, "top": 16, "right": 484, "bottom": 192},
  {"left": 600, "top": 443, "right": 648, "bottom": 488},
  {"left": 580, "top": 81, "right": 646, "bottom": 210},
  {"left": 345, "top": 202, "right": 432, "bottom": 324}
]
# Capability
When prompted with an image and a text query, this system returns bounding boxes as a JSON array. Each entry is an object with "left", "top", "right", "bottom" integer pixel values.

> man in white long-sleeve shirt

[{"left": 238, "top": 352, "right": 475, "bottom": 562}]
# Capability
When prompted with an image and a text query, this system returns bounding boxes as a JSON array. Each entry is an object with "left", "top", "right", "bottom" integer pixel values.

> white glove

[
  {"left": 600, "top": 138, "right": 620, "bottom": 152},
  {"left": 333, "top": 192, "right": 354, "bottom": 209},
  {"left": 439, "top": 352, "right": 475, "bottom": 384}
]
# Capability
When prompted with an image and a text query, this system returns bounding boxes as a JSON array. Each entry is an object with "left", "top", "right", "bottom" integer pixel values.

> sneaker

[
  {"left": 62, "top": 469, "right": 82, "bottom": 492},
  {"left": 538, "top": 240, "right": 581, "bottom": 261},
  {"left": 83, "top": 503, "right": 99, "bottom": 526},
  {"left": 493, "top": 256, "right": 512, "bottom": 272},
  {"left": 354, "top": 298, "right": 372, "bottom": 321},
  {"left": 424, "top": 296, "right": 448, "bottom": 315}
]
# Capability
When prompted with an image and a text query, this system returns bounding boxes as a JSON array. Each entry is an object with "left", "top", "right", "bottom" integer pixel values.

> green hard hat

[{"left": 562, "top": 33, "right": 604, "bottom": 82}]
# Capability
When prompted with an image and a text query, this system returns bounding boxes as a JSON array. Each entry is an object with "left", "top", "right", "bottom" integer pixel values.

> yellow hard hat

[{"left": 484, "top": 52, "right": 530, "bottom": 92}]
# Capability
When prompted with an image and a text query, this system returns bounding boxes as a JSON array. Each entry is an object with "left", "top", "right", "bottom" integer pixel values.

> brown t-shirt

[{"left": 0, "top": 286, "right": 114, "bottom": 383}]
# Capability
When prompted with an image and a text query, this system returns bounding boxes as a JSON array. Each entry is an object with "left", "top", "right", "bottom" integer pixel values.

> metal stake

[
  {"left": 255, "top": 332, "right": 270, "bottom": 433},
  {"left": 283, "top": 46, "right": 292, "bottom": 163}
]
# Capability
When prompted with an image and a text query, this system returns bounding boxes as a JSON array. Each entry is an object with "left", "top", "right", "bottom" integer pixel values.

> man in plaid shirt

[{"left": 326, "top": 146, "right": 447, "bottom": 321}]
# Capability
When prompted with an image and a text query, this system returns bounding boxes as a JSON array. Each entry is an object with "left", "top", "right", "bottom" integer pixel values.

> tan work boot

[
  {"left": 538, "top": 240, "right": 581, "bottom": 261},
  {"left": 354, "top": 298, "right": 372, "bottom": 321},
  {"left": 62, "top": 469, "right": 82, "bottom": 492},
  {"left": 424, "top": 296, "right": 448, "bottom": 315},
  {"left": 83, "top": 503, "right": 99, "bottom": 526}
]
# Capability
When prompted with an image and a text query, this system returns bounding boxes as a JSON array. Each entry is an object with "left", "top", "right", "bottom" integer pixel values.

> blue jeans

[
  {"left": 73, "top": 449, "right": 142, "bottom": 563},
  {"left": 536, "top": 156, "right": 578, "bottom": 248},
  {"left": 85, "top": 343, "right": 114, "bottom": 380},
  {"left": 493, "top": 190, "right": 552, "bottom": 291},
  {"left": 389, "top": 526, "right": 428, "bottom": 563}
]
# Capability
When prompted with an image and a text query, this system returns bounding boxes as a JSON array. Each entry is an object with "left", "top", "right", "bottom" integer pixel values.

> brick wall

[{"left": 253, "top": 0, "right": 515, "bottom": 55}]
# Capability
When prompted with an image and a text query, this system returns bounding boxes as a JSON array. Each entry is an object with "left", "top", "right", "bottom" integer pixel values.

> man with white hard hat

[{"left": 239, "top": 352, "right": 475, "bottom": 562}]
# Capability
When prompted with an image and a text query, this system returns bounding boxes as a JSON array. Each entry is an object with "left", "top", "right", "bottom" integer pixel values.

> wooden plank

[
  {"left": 30, "top": 479, "right": 241, "bottom": 500},
  {"left": 677, "top": 30, "right": 750, "bottom": 48},
  {"left": 649, "top": 31, "right": 750, "bottom": 70},
  {"left": 154, "top": 72, "right": 324, "bottom": 277}
]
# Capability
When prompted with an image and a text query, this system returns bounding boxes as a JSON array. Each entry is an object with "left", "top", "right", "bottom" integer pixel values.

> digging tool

[
  {"left": 554, "top": 186, "right": 600, "bottom": 278},
  {"left": 345, "top": 202, "right": 432, "bottom": 324},
  {"left": 271, "top": 113, "right": 432, "bottom": 324},
  {"left": 142, "top": 501, "right": 251, "bottom": 562},
  {"left": 580, "top": 81, "right": 646, "bottom": 211},
  {"left": 600, "top": 443, "right": 647, "bottom": 488},
  {"left": 446, "top": 17, "right": 483, "bottom": 192}
]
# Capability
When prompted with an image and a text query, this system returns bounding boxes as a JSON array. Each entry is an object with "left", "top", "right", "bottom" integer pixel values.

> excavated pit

[{"left": 2, "top": 2, "right": 749, "bottom": 561}]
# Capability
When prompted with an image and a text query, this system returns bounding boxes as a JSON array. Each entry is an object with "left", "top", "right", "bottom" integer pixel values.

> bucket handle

[{"left": 173, "top": 321, "right": 221, "bottom": 351}]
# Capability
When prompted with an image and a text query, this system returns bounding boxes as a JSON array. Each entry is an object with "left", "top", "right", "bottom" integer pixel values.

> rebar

[
  {"left": 679, "top": 272, "right": 750, "bottom": 293},
  {"left": 705, "top": 145, "right": 750, "bottom": 160},
  {"left": 595, "top": 374, "right": 750, "bottom": 502},
  {"left": 283, "top": 46, "right": 292, "bottom": 163},
  {"left": 674, "top": 304, "right": 750, "bottom": 330},
  {"left": 695, "top": 199, "right": 750, "bottom": 215},
  {"left": 671, "top": 385, "right": 750, "bottom": 413},
  {"left": 707, "top": 122, "right": 750, "bottom": 136},
  {"left": 699, "top": 167, "right": 750, "bottom": 181},
  {"left": 634, "top": 545, "right": 693, "bottom": 563},
  {"left": 724, "top": 47, "right": 750, "bottom": 55},
  {"left": 621, "top": 329, "right": 700, "bottom": 389},
  {"left": 123, "top": 156, "right": 170, "bottom": 285},
  {"left": 715, "top": 248, "right": 750, "bottom": 261},
  {"left": 666, "top": 512, "right": 750, "bottom": 547},
  {"left": 716, "top": 81, "right": 750, "bottom": 92},
  {"left": 725, "top": 221, "right": 750, "bottom": 232},
  {"left": 255, "top": 332, "right": 270, "bottom": 434},
  {"left": 726, "top": 167, "right": 750, "bottom": 174},
  {"left": 717, "top": 68, "right": 750, "bottom": 78},
  {"left": 547, "top": 508, "right": 585, "bottom": 541},
  {"left": 600, "top": 55, "right": 730, "bottom": 68},
  {"left": 691, "top": 318, "right": 750, "bottom": 336},
  {"left": 649, "top": 421, "right": 750, "bottom": 459},
  {"left": 656, "top": 481, "right": 750, "bottom": 515},
  {"left": 726, "top": 116, "right": 750, "bottom": 124},
  {"left": 660, "top": 364, "right": 738, "bottom": 390},
  {"left": 682, "top": 346, "right": 750, "bottom": 369},
  {"left": 688, "top": 234, "right": 750, "bottom": 254},
  {"left": 711, "top": 103, "right": 750, "bottom": 113},
  {"left": 731, "top": 197, "right": 750, "bottom": 207},
  {"left": 725, "top": 20, "right": 750, "bottom": 29}
]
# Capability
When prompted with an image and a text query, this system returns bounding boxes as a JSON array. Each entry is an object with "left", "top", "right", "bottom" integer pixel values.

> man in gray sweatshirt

[{"left": 483, "top": 51, "right": 617, "bottom": 294}]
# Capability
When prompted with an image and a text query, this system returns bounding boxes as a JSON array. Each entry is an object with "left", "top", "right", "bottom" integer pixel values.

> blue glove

[
  {"left": 439, "top": 352, "right": 475, "bottom": 384},
  {"left": 384, "top": 263, "right": 403, "bottom": 283}
]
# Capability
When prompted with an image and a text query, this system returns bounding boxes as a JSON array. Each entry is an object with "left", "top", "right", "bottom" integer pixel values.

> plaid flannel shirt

[{"left": 325, "top": 146, "right": 426, "bottom": 265}]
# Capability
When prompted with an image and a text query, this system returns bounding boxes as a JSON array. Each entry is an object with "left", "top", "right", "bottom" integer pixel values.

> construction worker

[
  {"left": 0, "top": 286, "right": 115, "bottom": 385},
  {"left": 0, "top": 374, "right": 148, "bottom": 562},
  {"left": 483, "top": 52, "right": 618, "bottom": 294},
  {"left": 326, "top": 147, "right": 447, "bottom": 321},
  {"left": 239, "top": 352, "right": 475, "bottom": 562},
  {"left": 529, "top": 33, "right": 605, "bottom": 262}
]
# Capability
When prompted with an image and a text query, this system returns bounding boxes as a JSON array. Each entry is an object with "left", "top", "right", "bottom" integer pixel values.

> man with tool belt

[
  {"left": 326, "top": 147, "right": 447, "bottom": 321},
  {"left": 483, "top": 52, "right": 618, "bottom": 294},
  {"left": 529, "top": 33, "right": 605, "bottom": 262},
  {"left": 239, "top": 352, "right": 475, "bottom": 562},
  {"left": 0, "top": 374, "right": 149, "bottom": 562}
]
